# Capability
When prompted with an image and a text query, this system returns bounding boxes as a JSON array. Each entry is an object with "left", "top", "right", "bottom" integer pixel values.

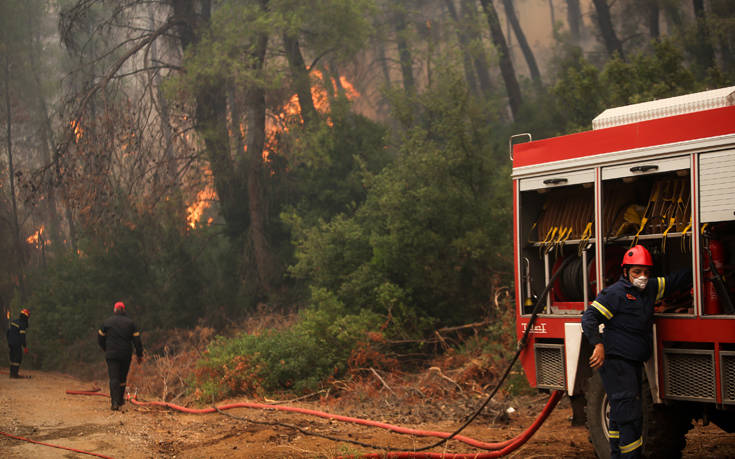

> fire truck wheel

[
  {"left": 584, "top": 371, "right": 611, "bottom": 459},
  {"left": 584, "top": 371, "right": 692, "bottom": 459},
  {"left": 640, "top": 376, "right": 692, "bottom": 459}
]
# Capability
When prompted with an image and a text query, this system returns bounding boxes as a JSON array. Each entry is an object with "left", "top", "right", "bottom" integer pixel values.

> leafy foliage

[
  {"left": 194, "top": 288, "right": 383, "bottom": 398},
  {"left": 289, "top": 69, "right": 512, "bottom": 332}
]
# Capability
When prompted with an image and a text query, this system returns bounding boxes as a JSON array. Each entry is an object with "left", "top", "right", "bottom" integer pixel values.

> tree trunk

[
  {"left": 566, "top": 0, "right": 582, "bottom": 43},
  {"left": 692, "top": 0, "right": 715, "bottom": 71},
  {"left": 710, "top": 0, "right": 734, "bottom": 74},
  {"left": 478, "top": 0, "right": 522, "bottom": 120},
  {"left": 30, "top": 61, "right": 63, "bottom": 251},
  {"left": 172, "top": 0, "right": 245, "bottom": 237},
  {"left": 376, "top": 40, "right": 392, "bottom": 91},
  {"left": 149, "top": 9, "right": 177, "bottom": 185},
  {"left": 591, "top": 0, "right": 624, "bottom": 59},
  {"left": 283, "top": 34, "right": 317, "bottom": 125},
  {"left": 647, "top": 0, "right": 660, "bottom": 39},
  {"left": 549, "top": 0, "right": 556, "bottom": 32},
  {"left": 393, "top": 7, "right": 415, "bottom": 93},
  {"left": 460, "top": 0, "right": 495, "bottom": 98},
  {"left": 244, "top": 28, "right": 274, "bottom": 295},
  {"left": 501, "top": 0, "right": 541, "bottom": 86},
  {"left": 663, "top": 2, "right": 684, "bottom": 29},
  {"left": 3, "top": 52, "right": 26, "bottom": 300},
  {"left": 444, "top": 0, "right": 480, "bottom": 96}
]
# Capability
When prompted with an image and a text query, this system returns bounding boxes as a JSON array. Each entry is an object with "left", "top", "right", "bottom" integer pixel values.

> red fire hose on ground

[
  {"left": 60, "top": 388, "right": 562, "bottom": 458},
  {"left": 0, "top": 429, "right": 114, "bottom": 459}
]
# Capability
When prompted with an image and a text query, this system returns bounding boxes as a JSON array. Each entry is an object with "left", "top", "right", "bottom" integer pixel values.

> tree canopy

[{"left": 1, "top": 0, "right": 732, "bottom": 385}]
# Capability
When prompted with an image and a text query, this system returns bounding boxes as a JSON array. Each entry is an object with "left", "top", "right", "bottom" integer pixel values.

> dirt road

[{"left": 1, "top": 369, "right": 733, "bottom": 458}]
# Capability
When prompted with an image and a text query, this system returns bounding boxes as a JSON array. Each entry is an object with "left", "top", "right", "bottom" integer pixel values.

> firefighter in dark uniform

[
  {"left": 6, "top": 308, "right": 30, "bottom": 378},
  {"left": 582, "top": 245, "right": 691, "bottom": 458},
  {"left": 98, "top": 301, "right": 143, "bottom": 410}
]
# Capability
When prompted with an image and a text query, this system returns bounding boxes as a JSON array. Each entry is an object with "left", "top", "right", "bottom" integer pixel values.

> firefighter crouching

[
  {"left": 582, "top": 245, "right": 691, "bottom": 458},
  {"left": 98, "top": 301, "right": 143, "bottom": 411},
  {"left": 6, "top": 308, "right": 30, "bottom": 379}
]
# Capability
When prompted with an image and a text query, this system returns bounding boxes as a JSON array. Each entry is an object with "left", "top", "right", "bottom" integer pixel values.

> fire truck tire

[
  {"left": 584, "top": 371, "right": 692, "bottom": 459},
  {"left": 584, "top": 371, "right": 611, "bottom": 459},
  {"left": 640, "top": 376, "right": 692, "bottom": 459}
]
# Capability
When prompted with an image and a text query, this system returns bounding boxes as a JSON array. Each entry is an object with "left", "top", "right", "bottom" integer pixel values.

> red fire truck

[{"left": 511, "top": 86, "right": 735, "bottom": 458}]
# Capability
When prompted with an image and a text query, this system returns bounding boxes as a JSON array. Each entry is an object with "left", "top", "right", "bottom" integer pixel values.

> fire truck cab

[{"left": 511, "top": 87, "right": 735, "bottom": 458}]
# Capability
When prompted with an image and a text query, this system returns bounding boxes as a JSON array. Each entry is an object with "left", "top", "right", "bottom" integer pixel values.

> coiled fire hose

[{"left": 53, "top": 257, "right": 576, "bottom": 458}]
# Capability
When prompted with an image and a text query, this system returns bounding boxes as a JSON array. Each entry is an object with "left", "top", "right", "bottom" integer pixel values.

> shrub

[{"left": 194, "top": 288, "right": 383, "bottom": 399}]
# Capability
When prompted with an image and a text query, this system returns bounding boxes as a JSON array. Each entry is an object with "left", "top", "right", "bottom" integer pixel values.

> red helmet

[
  {"left": 114, "top": 301, "right": 125, "bottom": 312},
  {"left": 20, "top": 308, "right": 30, "bottom": 317},
  {"left": 621, "top": 245, "right": 653, "bottom": 267}
]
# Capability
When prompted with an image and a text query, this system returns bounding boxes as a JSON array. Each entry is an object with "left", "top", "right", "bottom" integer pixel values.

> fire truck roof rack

[{"left": 592, "top": 86, "right": 735, "bottom": 130}]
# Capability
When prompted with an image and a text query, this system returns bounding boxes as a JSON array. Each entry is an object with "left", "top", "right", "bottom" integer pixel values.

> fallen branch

[
  {"left": 428, "top": 367, "right": 464, "bottom": 393},
  {"left": 369, "top": 367, "right": 397, "bottom": 397},
  {"left": 264, "top": 389, "right": 328, "bottom": 405},
  {"left": 436, "top": 320, "right": 491, "bottom": 334}
]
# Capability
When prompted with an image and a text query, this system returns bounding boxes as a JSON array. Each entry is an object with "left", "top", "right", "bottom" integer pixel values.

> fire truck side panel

[{"left": 512, "top": 103, "right": 735, "bottom": 405}]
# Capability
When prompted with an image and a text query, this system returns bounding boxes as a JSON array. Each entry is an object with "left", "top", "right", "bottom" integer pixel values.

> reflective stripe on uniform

[
  {"left": 592, "top": 300, "right": 613, "bottom": 319},
  {"left": 608, "top": 430, "right": 620, "bottom": 439},
  {"left": 656, "top": 277, "right": 666, "bottom": 301},
  {"left": 132, "top": 332, "right": 140, "bottom": 337},
  {"left": 98, "top": 330, "right": 106, "bottom": 336},
  {"left": 19, "top": 330, "right": 26, "bottom": 334},
  {"left": 656, "top": 277, "right": 666, "bottom": 300},
  {"left": 620, "top": 436, "right": 643, "bottom": 453},
  {"left": 11, "top": 322, "right": 19, "bottom": 328},
  {"left": 10, "top": 362, "right": 20, "bottom": 366}
]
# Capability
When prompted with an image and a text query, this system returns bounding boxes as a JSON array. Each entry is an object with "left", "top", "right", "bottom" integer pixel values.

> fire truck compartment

[{"left": 518, "top": 178, "right": 595, "bottom": 315}]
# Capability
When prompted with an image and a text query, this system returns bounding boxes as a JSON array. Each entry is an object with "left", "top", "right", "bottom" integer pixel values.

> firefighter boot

[
  {"left": 119, "top": 383, "right": 126, "bottom": 407},
  {"left": 110, "top": 383, "right": 122, "bottom": 411},
  {"left": 9, "top": 365, "right": 20, "bottom": 379}
]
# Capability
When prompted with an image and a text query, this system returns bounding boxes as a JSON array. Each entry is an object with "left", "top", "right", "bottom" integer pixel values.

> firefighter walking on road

[
  {"left": 98, "top": 301, "right": 143, "bottom": 411},
  {"left": 582, "top": 245, "right": 691, "bottom": 458},
  {"left": 6, "top": 309, "right": 30, "bottom": 379}
]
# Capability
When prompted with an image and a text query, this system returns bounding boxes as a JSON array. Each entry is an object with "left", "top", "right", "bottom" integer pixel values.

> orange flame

[
  {"left": 278, "top": 70, "right": 360, "bottom": 129},
  {"left": 186, "top": 187, "right": 217, "bottom": 229},
  {"left": 70, "top": 120, "right": 83, "bottom": 142},
  {"left": 26, "top": 226, "right": 46, "bottom": 247}
]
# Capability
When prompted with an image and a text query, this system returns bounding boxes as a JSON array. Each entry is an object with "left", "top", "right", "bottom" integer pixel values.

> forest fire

[
  {"left": 70, "top": 119, "right": 84, "bottom": 142},
  {"left": 278, "top": 70, "right": 360, "bottom": 128},
  {"left": 186, "top": 187, "right": 217, "bottom": 229},
  {"left": 240, "top": 70, "right": 360, "bottom": 167},
  {"left": 184, "top": 71, "right": 359, "bottom": 226},
  {"left": 26, "top": 226, "right": 46, "bottom": 247}
]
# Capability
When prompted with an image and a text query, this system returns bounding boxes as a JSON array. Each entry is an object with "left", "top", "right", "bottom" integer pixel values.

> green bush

[{"left": 194, "top": 288, "right": 383, "bottom": 399}]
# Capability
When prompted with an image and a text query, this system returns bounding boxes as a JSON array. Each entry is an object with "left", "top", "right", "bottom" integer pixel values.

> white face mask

[{"left": 632, "top": 276, "right": 648, "bottom": 290}]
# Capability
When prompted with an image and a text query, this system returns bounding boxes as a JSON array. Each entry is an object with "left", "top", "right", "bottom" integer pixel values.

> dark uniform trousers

[
  {"left": 8, "top": 345, "right": 23, "bottom": 377},
  {"left": 600, "top": 357, "right": 643, "bottom": 458},
  {"left": 107, "top": 357, "right": 132, "bottom": 406}
]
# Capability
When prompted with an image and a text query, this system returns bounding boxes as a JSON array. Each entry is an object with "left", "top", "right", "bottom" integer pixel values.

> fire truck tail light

[{"left": 592, "top": 86, "right": 735, "bottom": 130}]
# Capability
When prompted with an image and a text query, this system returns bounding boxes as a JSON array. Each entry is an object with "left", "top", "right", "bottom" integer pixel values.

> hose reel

[{"left": 551, "top": 247, "right": 625, "bottom": 302}]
